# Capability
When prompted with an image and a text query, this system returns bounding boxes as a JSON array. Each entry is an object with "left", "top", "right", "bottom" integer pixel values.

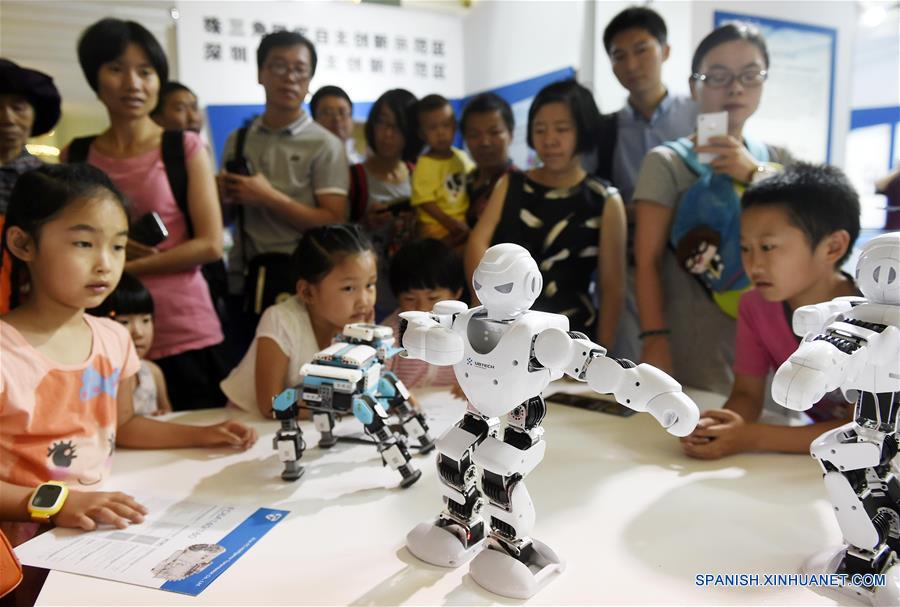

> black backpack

[
  {"left": 67, "top": 131, "right": 229, "bottom": 320},
  {"left": 592, "top": 112, "right": 618, "bottom": 183}
]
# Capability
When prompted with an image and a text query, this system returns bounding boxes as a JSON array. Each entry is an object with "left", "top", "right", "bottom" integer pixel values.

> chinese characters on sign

[{"left": 199, "top": 16, "right": 448, "bottom": 83}]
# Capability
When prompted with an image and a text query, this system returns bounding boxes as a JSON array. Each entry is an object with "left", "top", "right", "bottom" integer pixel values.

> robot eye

[
  {"left": 473, "top": 279, "right": 482, "bottom": 291},
  {"left": 873, "top": 266, "right": 881, "bottom": 283},
  {"left": 889, "top": 267, "right": 897, "bottom": 284},
  {"left": 494, "top": 282, "right": 514, "bottom": 294}
]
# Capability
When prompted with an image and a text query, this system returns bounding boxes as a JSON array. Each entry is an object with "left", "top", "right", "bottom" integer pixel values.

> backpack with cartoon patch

[{"left": 664, "top": 136, "right": 769, "bottom": 318}]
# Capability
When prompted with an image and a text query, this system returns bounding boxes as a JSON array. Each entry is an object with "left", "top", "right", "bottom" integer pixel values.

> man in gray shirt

[{"left": 220, "top": 31, "right": 349, "bottom": 297}]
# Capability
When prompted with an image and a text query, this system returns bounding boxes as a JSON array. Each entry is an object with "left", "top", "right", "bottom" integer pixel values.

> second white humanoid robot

[{"left": 773, "top": 232, "right": 900, "bottom": 606}]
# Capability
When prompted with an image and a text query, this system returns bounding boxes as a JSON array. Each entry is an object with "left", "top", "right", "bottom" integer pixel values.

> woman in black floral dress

[{"left": 466, "top": 80, "right": 627, "bottom": 346}]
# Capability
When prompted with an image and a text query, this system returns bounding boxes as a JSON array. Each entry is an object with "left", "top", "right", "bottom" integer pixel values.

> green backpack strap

[
  {"left": 743, "top": 136, "right": 770, "bottom": 164},
  {"left": 663, "top": 137, "right": 709, "bottom": 177}
]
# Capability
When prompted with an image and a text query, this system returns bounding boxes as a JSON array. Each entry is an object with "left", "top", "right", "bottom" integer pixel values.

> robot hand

[
  {"left": 399, "top": 311, "right": 465, "bottom": 366},
  {"left": 646, "top": 391, "right": 700, "bottom": 437},
  {"left": 772, "top": 337, "right": 849, "bottom": 411},
  {"left": 772, "top": 360, "right": 827, "bottom": 411}
]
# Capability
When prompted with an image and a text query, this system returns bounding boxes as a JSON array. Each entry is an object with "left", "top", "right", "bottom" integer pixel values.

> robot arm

[
  {"left": 791, "top": 296, "right": 864, "bottom": 337},
  {"left": 533, "top": 328, "right": 699, "bottom": 437},
  {"left": 399, "top": 301, "right": 468, "bottom": 366}
]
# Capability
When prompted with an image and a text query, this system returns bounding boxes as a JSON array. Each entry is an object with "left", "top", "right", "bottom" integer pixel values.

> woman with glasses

[
  {"left": 63, "top": 18, "right": 229, "bottom": 410},
  {"left": 632, "top": 22, "right": 794, "bottom": 395},
  {"left": 348, "top": 88, "right": 420, "bottom": 318}
]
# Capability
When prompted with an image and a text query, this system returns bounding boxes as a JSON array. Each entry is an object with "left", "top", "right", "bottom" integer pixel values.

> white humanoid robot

[
  {"left": 399, "top": 243, "right": 699, "bottom": 599},
  {"left": 773, "top": 232, "right": 900, "bottom": 606}
]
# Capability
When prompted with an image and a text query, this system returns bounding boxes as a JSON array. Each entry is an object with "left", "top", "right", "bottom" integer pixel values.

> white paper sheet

[{"left": 15, "top": 497, "right": 288, "bottom": 596}]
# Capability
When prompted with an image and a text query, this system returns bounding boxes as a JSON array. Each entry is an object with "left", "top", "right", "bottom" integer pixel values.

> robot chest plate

[{"left": 455, "top": 316, "right": 552, "bottom": 417}]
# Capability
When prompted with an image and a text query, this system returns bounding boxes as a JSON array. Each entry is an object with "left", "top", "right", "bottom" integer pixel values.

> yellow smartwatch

[{"left": 28, "top": 481, "right": 68, "bottom": 523}]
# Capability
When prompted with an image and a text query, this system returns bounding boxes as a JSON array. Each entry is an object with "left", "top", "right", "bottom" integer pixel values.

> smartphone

[
  {"left": 697, "top": 111, "right": 728, "bottom": 164},
  {"left": 130, "top": 211, "right": 168, "bottom": 246},
  {"left": 545, "top": 392, "right": 637, "bottom": 417},
  {"left": 225, "top": 157, "right": 254, "bottom": 176},
  {"left": 388, "top": 198, "right": 412, "bottom": 215}
]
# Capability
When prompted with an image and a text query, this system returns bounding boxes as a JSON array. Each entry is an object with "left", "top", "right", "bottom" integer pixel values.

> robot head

[
  {"left": 472, "top": 243, "right": 542, "bottom": 319},
  {"left": 855, "top": 232, "right": 900, "bottom": 304}
]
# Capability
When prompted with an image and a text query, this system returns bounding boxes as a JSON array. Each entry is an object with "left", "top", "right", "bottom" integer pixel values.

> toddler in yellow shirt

[{"left": 411, "top": 94, "right": 474, "bottom": 246}]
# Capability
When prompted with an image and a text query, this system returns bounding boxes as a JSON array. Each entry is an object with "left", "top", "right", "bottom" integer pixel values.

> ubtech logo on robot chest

[{"left": 465, "top": 357, "right": 495, "bottom": 370}]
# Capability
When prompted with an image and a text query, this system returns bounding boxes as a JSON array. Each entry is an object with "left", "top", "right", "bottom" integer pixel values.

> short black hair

[
  {"left": 603, "top": 6, "right": 668, "bottom": 54},
  {"left": 460, "top": 92, "right": 514, "bottom": 135},
  {"left": 415, "top": 94, "right": 452, "bottom": 120},
  {"left": 256, "top": 30, "right": 318, "bottom": 76},
  {"left": 692, "top": 22, "right": 769, "bottom": 75},
  {"left": 78, "top": 18, "right": 169, "bottom": 93},
  {"left": 389, "top": 239, "right": 465, "bottom": 296},
  {"left": 152, "top": 81, "right": 195, "bottom": 116},
  {"left": 527, "top": 79, "right": 600, "bottom": 155},
  {"left": 291, "top": 223, "right": 373, "bottom": 284},
  {"left": 742, "top": 162, "right": 861, "bottom": 266},
  {"left": 364, "top": 88, "right": 419, "bottom": 162},
  {"left": 310, "top": 85, "right": 352, "bottom": 119},
  {"left": 88, "top": 273, "right": 154, "bottom": 318}
]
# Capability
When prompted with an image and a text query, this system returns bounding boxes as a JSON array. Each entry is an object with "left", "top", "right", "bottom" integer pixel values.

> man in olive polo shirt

[{"left": 220, "top": 31, "right": 349, "bottom": 299}]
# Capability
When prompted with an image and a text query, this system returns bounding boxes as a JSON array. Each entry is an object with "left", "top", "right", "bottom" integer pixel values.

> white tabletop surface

[{"left": 35, "top": 383, "right": 853, "bottom": 606}]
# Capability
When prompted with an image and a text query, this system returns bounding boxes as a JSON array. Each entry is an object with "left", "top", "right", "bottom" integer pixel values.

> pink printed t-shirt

[
  {"left": 734, "top": 288, "right": 850, "bottom": 421},
  {"left": 0, "top": 315, "right": 139, "bottom": 544},
  {"left": 65, "top": 132, "right": 223, "bottom": 358},
  {"left": 383, "top": 310, "right": 458, "bottom": 389}
]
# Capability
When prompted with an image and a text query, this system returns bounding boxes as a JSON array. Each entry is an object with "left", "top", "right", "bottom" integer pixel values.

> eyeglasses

[
  {"left": 373, "top": 118, "right": 398, "bottom": 132},
  {"left": 318, "top": 107, "right": 350, "bottom": 119},
  {"left": 691, "top": 68, "right": 768, "bottom": 88},
  {"left": 266, "top": 61, "right": 311, "bottom": 80}
]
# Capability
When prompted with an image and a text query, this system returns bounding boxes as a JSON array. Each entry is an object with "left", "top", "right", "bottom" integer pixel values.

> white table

[{"left": 36, "top": 385, "right": 851, "bottom": 605}]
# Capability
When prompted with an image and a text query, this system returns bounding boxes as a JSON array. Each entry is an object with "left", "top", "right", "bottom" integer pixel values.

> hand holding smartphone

[
  {"left": 224, "top": 157, "right": 254, "bottom": 176},
  {"left": 696, "top": 111, "right": 728, "bottom": 164}
]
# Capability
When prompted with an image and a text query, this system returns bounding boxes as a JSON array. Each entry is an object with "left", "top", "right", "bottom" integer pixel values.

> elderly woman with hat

[
  {"left": 0, "top": 59, "right": 61, "bottom": 213},
  {"left": 0, "top": 59, "right": 62, "bottom": 312}
]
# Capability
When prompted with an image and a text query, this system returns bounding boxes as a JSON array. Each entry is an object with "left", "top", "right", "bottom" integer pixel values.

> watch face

[{"left": 33, "top": 484, "right": 64, "bottom": 508}]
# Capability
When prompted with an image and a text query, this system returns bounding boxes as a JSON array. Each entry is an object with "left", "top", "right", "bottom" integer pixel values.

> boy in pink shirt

[
  {"left": 681, "top": 163, "right": 861, "bottom": 459},
  {"left": 383, "top": 239, "right": 465, "bottom": 394}
]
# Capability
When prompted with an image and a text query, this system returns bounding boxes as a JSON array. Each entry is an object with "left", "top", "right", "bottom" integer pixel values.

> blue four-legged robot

[{"left": 272, "top": 323, "right": 435, "bottom": 488}]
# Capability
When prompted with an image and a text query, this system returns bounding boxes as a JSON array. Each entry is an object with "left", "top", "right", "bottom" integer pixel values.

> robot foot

[
  {"left": 418, "top": 437, "right": 436, "bottom": 455},
  {"left": 468, "top": 538, "right": 565, "bottom": 599},
  {"left": 406, "top": 520, "right": 485, "bottom": 568},
  {"left": 317, "top": 433, "right": 338, "bottom": 449},
  {"left": 398, "top": 466, "right": 422, "bottom": 489},
  {"left": 281, "top": 464, "right": 305, "bottom": 482},
  {"left": 803, "top": 546, "right": 900, "bottom": 607}
]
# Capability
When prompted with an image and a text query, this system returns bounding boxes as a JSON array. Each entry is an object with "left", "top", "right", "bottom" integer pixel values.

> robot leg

[
  {"left": 469, "top": 396, "right": 564, "bottom": 599},
  {"left": 378, "top": 372, "right": 436, "bottom": 454},
  {"left": 407, "top": 411, "right": 493, "bottom": 567},
  {"left": 312, "top": 409, "right": 338, "bottom": 449},
  {"left": 808, "top": 424, "right": 900, "bottom": 605},
  {"left": 352, "top": 394, "right": 421, "bottom": 488},
  {"left": 271, "top": 389, "right": 306, "bottom": 482}
]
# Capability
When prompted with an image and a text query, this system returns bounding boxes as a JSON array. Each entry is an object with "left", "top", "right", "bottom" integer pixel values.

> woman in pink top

[{"left": 66, "top": 19, "right": 226, "bottom": 409}]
